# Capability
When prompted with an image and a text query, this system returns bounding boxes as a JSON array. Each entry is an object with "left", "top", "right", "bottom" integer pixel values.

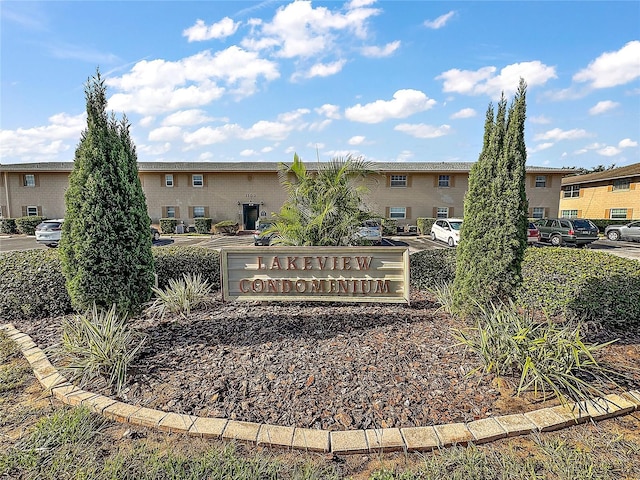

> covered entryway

[{"left": 243, "top": 204, "right": 259, "bottom": 230}]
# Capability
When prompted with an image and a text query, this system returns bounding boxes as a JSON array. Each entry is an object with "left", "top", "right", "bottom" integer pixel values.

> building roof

[
  {"left": 561, "top": 162, "right": 640, "bottom": 186},
  {"left": 1, "top": 161, "right": 573, "bottom": 174}
]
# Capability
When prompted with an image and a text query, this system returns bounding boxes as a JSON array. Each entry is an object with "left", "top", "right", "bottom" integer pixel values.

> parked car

[
  {"left": 355, "top": 220, "right": 382, "bottom": 245},
  {"left": 527, "top": 222, "right": 541, "bottom": 245},
  {"left": 254, "top": 221, "right": 276, "bottom": 246},
  {"left": 604, "top": 221, "right": 640, "bottom": 242},
  {"left": 151, "top": 227, "right": 160, "bottom": 242},
  {"left": 534, "top": 218, "right": 599, "bottom": 247},
  {"left": 35, "top": 219, "right": 64, "bottom": 247},
  {"left": 430, "top": 218, "right": 462, "bottom": 247}
]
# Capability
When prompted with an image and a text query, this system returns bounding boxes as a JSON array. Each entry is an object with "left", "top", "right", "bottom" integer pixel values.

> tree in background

[
  {"left": 272, "top": 154, "right": 379, "bottom": 246},
  {"left": 453, "top": 78, "right": 529, "bottom": 312},
  {"left": 59, "top": 70, "right": 154, "bottom": 314}
]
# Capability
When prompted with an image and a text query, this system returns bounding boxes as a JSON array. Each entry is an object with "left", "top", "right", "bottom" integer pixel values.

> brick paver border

[{"left": 3, "top": 323, "right": 639, "bottom": 454}]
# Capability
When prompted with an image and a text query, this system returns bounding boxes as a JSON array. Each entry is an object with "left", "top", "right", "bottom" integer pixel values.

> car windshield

[
  {"left": 449, "top": 221, "right": 462, "bottom": 231},
  {"left": 573, "top": 219, "right": 595, "bottom": 229},
  {"left": 257, "top": 223, "right": 274, "bottom": 231}
]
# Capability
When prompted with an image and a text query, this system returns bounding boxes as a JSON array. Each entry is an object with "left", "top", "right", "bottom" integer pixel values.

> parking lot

[{"left": 1, "top": 233, "right": 639, "bottom": 261}]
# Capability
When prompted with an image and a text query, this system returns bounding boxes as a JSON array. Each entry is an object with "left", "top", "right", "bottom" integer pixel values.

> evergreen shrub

[
  {"left": 15, "top": 216, "right": 46, "bottom": 235},
  {"left": 214, "top": 220, "right": 239, "bottom": 235},
  {"left": 0, "top": 218, "right": 18, "bottom": 234},
  {"left": 194, "top": 218, "right": 213, "bottom": 234},
  {"left": 381, "top": 218, "right": 397, "bottom": 236},
  {"left": 152, "top": 246, "right": 220, "bottom": 290},
  {"left": 159, "top": 218, "right": 178, "bottom": 235},
  {"left": 409, "top": 249, "right": 457, "bottom": 291},
  {"left": 589, "top": 219, "right": 625, "bottom": 233},
  {"left": 416, "top": 218, "right": 436, "bottom": 235}
]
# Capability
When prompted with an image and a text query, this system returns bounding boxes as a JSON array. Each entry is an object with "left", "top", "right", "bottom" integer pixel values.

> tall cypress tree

[
  {"left": 453, "top": 79, "right": 528, "bottom": 312},
  {"left": 59, "top": 70, "right": 154, "bottom": 314}
]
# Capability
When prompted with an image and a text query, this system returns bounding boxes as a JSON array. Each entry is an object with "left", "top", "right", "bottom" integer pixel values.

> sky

[{"left": 1, "top": 1, "right": 639, "bottom": 170}]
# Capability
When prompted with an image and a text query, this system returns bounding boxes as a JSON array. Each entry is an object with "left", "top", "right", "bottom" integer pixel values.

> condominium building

[
  {"left": 1, "top": 161, "right": 570, "bottom": 230},
  {"left": 559, "top": 163, "right": 640, "bottom": 220}
]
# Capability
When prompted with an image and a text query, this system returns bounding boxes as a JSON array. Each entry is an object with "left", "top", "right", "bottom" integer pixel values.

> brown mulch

[{"left": 10, "top": 290, "right": 640, "bottom": 432}]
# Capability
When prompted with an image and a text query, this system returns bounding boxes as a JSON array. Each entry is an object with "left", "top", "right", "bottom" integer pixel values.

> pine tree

[
  {"left": 59, "top": 70, "right": 154, "bottom": 314},
  {"left": 453, "top": 79, "right": 528, "bottom": 312}
]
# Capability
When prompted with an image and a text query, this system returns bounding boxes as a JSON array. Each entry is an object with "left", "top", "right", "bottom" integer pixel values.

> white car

[
  {"left": 35, "top": 219, "right": 64, "bottom": 247},
  {"left": 430, "top": 218, "right": 462, "bottom": 247}
]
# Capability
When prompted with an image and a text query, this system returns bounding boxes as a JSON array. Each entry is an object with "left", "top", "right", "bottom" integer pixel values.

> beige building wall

[
  {"left": 0, "top": 171, "right": 68, "bottom": 219},
  {"left": 526, "top": 173, "right": 562, "bottom": 218},
  {"left": 558, "top": 179, "right": 639, "bottom": 220}
]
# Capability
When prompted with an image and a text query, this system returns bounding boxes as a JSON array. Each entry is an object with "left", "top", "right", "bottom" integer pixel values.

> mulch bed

[{"left": 10, "top": 290, "right": 640, "bottom": 431}]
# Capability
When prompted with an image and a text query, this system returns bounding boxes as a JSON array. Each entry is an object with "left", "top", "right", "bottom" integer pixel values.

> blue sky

[{"left": 1, "top": 1, "right": 639, "bottom": 169}]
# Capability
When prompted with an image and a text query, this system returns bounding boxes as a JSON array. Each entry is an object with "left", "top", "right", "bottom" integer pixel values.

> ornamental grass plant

[
  {"left": 145, "top": 273, "right": 213, "bottom": 319},
  {"left": 58, "top": 304, "right": 145, "bottom": 395}
]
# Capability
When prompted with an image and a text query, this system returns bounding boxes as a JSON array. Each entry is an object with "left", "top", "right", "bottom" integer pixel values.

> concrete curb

[{"left": 3, "top": 323, "right": 640, "bottom": 454}]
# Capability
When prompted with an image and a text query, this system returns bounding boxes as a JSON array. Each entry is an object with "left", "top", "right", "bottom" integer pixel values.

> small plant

[
  {"left": 59, "top": 304, "right": 145, "bottom": 395},
  {"left": 146, "top": 273, "right": 212, "bottom": 319},
  {"left": 455, "top": 300, "right": 618, "bottom": 405},
  {"left": 427, "top": 282, "right": 457, "bottom": 315}
]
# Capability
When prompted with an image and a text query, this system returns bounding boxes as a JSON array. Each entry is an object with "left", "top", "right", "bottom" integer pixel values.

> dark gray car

[
  {"left": 534, "top": 218, "right": 599, "bottom": 247},
  {"left": 604, "top": 221, "right": 640, "bottom": 242}
]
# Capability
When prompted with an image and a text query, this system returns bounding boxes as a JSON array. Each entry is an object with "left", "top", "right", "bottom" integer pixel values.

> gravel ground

[{"left": 10, "top": 290, "right": 640, "bottom": 431}]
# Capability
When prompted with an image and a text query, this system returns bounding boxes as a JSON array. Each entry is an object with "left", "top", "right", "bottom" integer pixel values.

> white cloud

[
  {"left": 361, "top": 40, "right": 400, "bottom": 58},
  {"left": 183, "top": 17, "right": 240, "bottom": 42},
  {"left": 348, "top": 135, "right": 366, "bottom": 145},
  {"left": 315, "top": 104, "right": 341, "bottom": 119},
  {"left": 183, "top": 124, "right": 242, "bottom": 146},
  {"left": 308, "top": 119, "right": 332, "bottom": 131},
  {"left": 277, "top": 108, "right": 310, "bottom": 123},
  {"left": 345, "top": 89, "right": 436, "bottom": 123},
  {"left": 241, "top": 120, "right": 294, "bottom": 141},
  {"left": 424, "top": 11, "right": 456, "bottom": 29},
  {"left": 573, "top": 41, "right": 640, "bottom": 88},
  {"left": 240, "top": 149, "right": 258, "bottom": 156},
  {"left": 619, "top": 138, "right": 638, "bottom": 148},
  {"left": 394, "top": 150, "right": 414, "bottom": 162},
  {"left": 261, "top": 146, "right": 274, "bottom": 153},
  {"left": 598, "top": 146, "right": 621, "bottom": 157},
  {"left": 437, "top": 61, "right": 557, "bottom": 99},
  {"left": 394, "top": 123, "right": 452, "bottom": 138},
  {"left": 528, "top": 142, "right": 554, "bottom": 153},
  {"left": 450, "top": 108, "right": 476, "bottom": 119},
  {"left": 534, "top": 128, "right": 590, "bottom": 142},
  {"left": 137, "top": 142, "right": 171, "bottom": 155},
  {"left": 139, "top": 116, "right": 155, "bottom": 127},
  {"left": 588, "top": 100, "right": 619, "bottom": 115},
  {"left": 148, "top": 126, "right": 182, "bottom": 142},
  {"left": 162, "top": 109, "right": 214, "bottom": 126},
  {"left": 529, "top": 115, "right": 551, "bottom": 124},
  {"left": 301, "top": 59, "right": 347, "bottom": 79}
]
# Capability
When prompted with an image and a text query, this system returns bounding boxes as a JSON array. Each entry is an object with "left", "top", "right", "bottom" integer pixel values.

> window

[
  {"left": 438, "top": 175, "right": 450, "bottom": 187},
  {"left": 390, "top": 175, "right": 407, "bottom": 187},
  {"left": 192, "top": 174, "right": 203, "bottom": 187},
  {"left": 535, "top": 175, "right": 547, "bottom": 187},
  {"left": 436, "top": 207, "right": 449, "bottom": 218},
  {"left": 193, "top": 206, "right": 205, "bottom": 218},
  {"left": 561, "top": 210, "right": 578, "bottom": 218},
  {"left": 613, "top": 179, "right": 630, "bottom": 191},
  {"left": 166, "top": 206, "right": 176, "bottom": 218},
  {"left": 389, "top": 207, "right": 406, "bottom": 219},
  {"left": 165, "top": 174, "right": 174, "bottom": 187},
  {"left": 563, "top": 185, "right": 580, "bottom": 198},
  {"left": 26, "top": 206, "right": 38, "bottom": 216},
  {"left": 610, "top": 208, "right": 628, "bottom": 220},
  {"left": 532, "top": 207, "right": 545, "bottom": 219},
  {"left": 23, "top": 174, "right": 36, "bottom": 187}
]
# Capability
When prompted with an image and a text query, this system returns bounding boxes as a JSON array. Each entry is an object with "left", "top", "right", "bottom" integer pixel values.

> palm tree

[{"left": 271, "top": 154, "right": 380, "bottom": 246}]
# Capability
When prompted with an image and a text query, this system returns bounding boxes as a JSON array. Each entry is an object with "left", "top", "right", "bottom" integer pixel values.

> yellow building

[
  {"left": 559, "top": 163, "right": 640, "bottom": 220},
  {"left": 1, "top": 161, "right": 569, "bottom": 230}
]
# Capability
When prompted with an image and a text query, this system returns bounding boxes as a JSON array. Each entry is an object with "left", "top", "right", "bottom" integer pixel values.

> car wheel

[
  {"left": 550, "top": 234, "right": 562, "bottom": 247},
  {"left": 448, "top": 237, "right": 455, "bottom": 247},
  {"left": 607, "top": 230, "right": 620, "bottom": 241},
  {"left": 431, "top": 232, "right": 437, "bottom": 241}
]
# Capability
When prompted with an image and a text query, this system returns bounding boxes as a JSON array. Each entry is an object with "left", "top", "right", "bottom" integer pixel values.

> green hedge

[
  {"left": 381, "top": 218, "right": 397, "bottom": 236},
  {"left": 15, "top": 216, "right": 46, "bottom": 235},
  {"left": 409, "top": 249, "right": 457, "bottom": 290},
  {"left": 214, "top": 220, "right": 239, "bottom": 235},
  {"left": 194, "top": 218, "right": 213, "bottom": 234},
  {"left": 590, "top": 219, "right": 628, "bottom": 233},
  {"left": 0, "top": 246, "right": 220, "bottom": 320},
  {"left": 159, "top": 218, "right": 178, "bottom": 234},
  {"left": 416, "top": 218, "right": 436, "bottom": 235},
  {"left": 0, "top": 218, "right": 18, "bottom": 234}
]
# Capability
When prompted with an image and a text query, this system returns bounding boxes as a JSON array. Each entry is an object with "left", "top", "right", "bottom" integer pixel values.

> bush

[
  {"left": 409, "top": 249, "right": 457, "bottom": 291},
  {"left": 213, "top": 220, "right": 239, "bottom": 235},
  {"left": 381, "top": 218, "right": 397, "bottom": 236},
  {"left": 0, "top": 249, "right": 72, "bottom": 320},
  {"left": 590, "top": 219, "right": 625, "bottom": 233},
  {"left": 416, "top": 217, "right": 435, "bottom": 235},
  {"left": 517, "top": 248, "right": 640, "bottom": 328},
  {"left": 159, "top": 218, "right": 178, "bottom": 235},
  {"left": 146, "top": 273, "right": 212, "bottom": 319},
  {"left": 194, "top": 217, "right": 213, "bottom": 234},
  {"left": 152, "top": 246, "right": 220, "bottom": 290},
  {"left": 0, "top": 218, "right": 18, "bottom": 234},
  {"left": 15, "top": 216, "right": 45, "bottom": 235}
]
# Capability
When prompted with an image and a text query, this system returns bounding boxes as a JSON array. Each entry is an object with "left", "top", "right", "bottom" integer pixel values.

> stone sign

[{"left": 221, "top": 246, "right": 409, "bottom": 303}]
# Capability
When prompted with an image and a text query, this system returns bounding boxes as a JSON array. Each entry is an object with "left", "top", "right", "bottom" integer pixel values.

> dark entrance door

[{"left": 243, "top": 204, "right": 259, "bottom": 230}]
